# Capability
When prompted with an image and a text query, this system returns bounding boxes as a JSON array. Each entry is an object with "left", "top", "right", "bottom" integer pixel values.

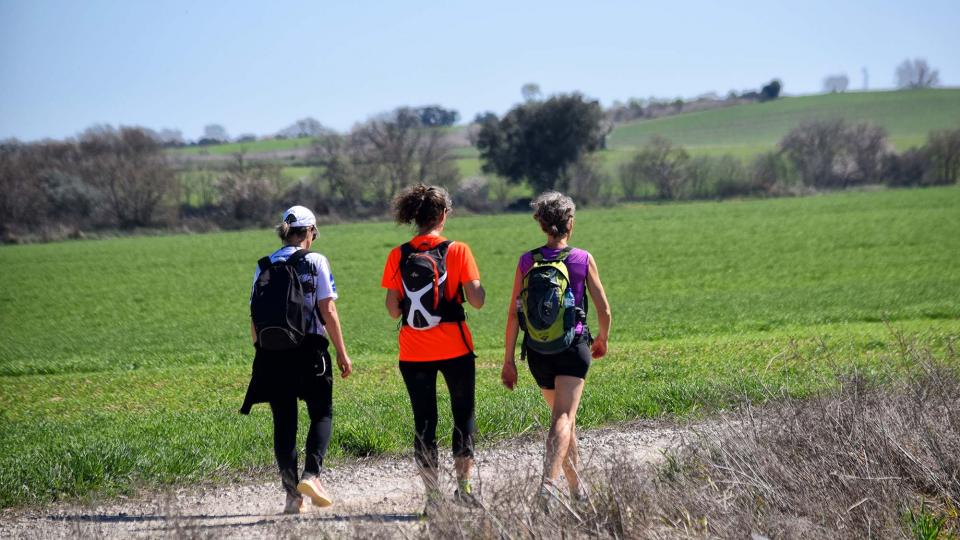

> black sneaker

[{"left": 453, "top": 484, "right": 481, "bottom": 508}]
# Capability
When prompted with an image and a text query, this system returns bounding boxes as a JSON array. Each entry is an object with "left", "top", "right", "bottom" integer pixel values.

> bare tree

[
  {"left": 76, "top": 126, "right": 178, "bottom": 228},
  {"left": 350, "top": 108, "right": 461, "bottom": 207},
  {"left": 202, "top": 124, "right": 230, "bottom": 143},
  {"left": 309, "top": 134, "right": 366, "bottom": 213},
  {"left": 277, "top": 117, "right": 332, "bottom": 139},
  {"left": 895, "top": 58, "right": 940, "bottom": 89},
  {"left": 822, "top": 74, "right": 849, "bottom": 93},
  {"left": 156, "top": 128, "right": 184, "bottom": 146},
  {"left": 214, "top": 153, "right": 281, "bottom": 225},
  {"left": 781, "top": 119, "right": 890, "bottom": 188},
  {"left": 925, "top": 128, "right": 960, "bottom": 185},
  {"left": 846, "top": 123, "right": 889, "bottom": 184},
  {"left": 521, "top": 83, "right": 542, "bottom": 102}
]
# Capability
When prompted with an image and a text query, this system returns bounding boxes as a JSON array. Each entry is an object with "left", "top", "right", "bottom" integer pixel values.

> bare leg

[
  {"left": 541, "top": 377, "right": 585, "bottom": 488},
  {"left": 539, "top": 388, "right": 582, "bottom": 493},
  {"left": 564, "top": 425, "right": 581, "bottom": 495}
]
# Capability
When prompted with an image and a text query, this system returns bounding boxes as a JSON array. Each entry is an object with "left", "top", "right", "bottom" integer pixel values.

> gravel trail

[{"left": 0, "top": 420, "right": 684, "bottom": 538}]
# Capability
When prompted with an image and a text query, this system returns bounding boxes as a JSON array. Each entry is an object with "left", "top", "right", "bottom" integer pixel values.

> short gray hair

[{"left": 531, "top": 191, "right": 576, "bottom": 236}]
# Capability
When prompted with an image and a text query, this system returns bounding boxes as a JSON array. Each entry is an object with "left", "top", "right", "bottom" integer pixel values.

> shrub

[
  {"left": 214, "top": 157, "right": 281, "bottom": 227},
  {"left": 619, "top": 136, "right": 690, "bottom": 200},
  {"left": 750, "top": 151, "right": 794, "bottom": 194},
  {"left": 685, "top": 155, "right": 750, "bottom": 199},
  {"left": 925, "top": 128, "right": 960, "bottom": 185},
  {"left": 884, "top": 149, "right": 931, "bottom": 187},
  {"left": 560, "top": 155, "right": 610, "bottom": 206}
]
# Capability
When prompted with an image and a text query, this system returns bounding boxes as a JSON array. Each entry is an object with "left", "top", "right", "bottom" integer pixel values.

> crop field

[
  {"left": 1, "top": 187, "right": 959, "bottom": 507},
  {"left": 173, "top": 136, "right": 316, "bottom": 156},
  {"left": 608, "top": 88, "right": 960, "bottom": 156}
]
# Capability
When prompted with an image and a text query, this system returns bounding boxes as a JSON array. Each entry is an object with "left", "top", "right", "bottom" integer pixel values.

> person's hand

[
  {"left": 591, "top": 335, "right": 608, "bottom": 359},
  {"left": 337, "top": 354, "right": 353, "bottom": 378},
  {"left": 501, "top": 359, "right": 518, "bottom": 390}
]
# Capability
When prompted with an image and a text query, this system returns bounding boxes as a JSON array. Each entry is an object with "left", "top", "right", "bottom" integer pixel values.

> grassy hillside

[
  {"left": 1, "top": 187, "right": 958, "bottom": 506},
  {"left": 174, "top": 90, "right": 960, "bottom": 182},
  {"left": 173, "top": 136, "right": 316, "bottom": 156},
  {"left": 607, "top": 89, "right": 960, "bottom": 156}
]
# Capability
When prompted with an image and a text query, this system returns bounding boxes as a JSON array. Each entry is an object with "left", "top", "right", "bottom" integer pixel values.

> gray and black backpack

[{"left": 251, "top": 250, "right": 313, "bottom": 351}]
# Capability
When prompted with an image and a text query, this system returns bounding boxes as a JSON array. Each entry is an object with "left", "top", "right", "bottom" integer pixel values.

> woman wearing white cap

[{"left": 241, "top": 205, "right": 354, "bottom": 514}]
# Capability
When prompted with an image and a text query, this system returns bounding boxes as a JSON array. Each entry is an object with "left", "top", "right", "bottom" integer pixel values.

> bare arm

[
  {"left": 463, "top": 279, "right": 485, "bottom": 309},
  {"left": 384, "top": 289, "right": 402, "bottom": 319},
  {"left": 319, "top": 298, "right": 353, "bottom": 378},
  {"left": 501, "top": 267, "right": 523, "bottom": 390},
  {"left": 585, "top": 254, "right": 611, "bottom": 359},
  {"left": 251, "top": 321, "right": 257, "bottom": 345}
]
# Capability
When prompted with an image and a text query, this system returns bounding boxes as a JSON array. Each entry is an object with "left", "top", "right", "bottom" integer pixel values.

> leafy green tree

[
  {"left": 760, "top": 79, "right": 782, "bottom": 102},
  {"left": 475, "top": 93, "right": 606, "bottom": 193}
]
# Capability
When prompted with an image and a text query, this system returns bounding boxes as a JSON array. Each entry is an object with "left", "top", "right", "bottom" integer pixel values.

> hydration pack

[
  {"left": 399, "top": 240, "right": 465, "bottom": 330},
  {"left": 518, "top": 247, "right": 586, "bottom": 355},
  {"left": 251, "top": 249, "right": 313, "bottom": 351}
]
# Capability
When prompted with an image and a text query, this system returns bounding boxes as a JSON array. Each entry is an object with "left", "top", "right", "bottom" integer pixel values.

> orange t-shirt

[{"left": 381, "top": 235, "right": 480, "bottom": 361}]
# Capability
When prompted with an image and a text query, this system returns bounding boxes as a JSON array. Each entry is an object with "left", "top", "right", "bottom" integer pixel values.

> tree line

[{"left": 2, "top": 92, "right": 957, "bottom": 243}]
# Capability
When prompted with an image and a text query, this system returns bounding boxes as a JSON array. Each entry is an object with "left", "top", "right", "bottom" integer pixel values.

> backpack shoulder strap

[
  {"left": 399, "top": 243, "right": 415, "bottom": 272},
  {"left": 555, "top": 246, "right": 573, "bottom": 261},
  {"left": 530, "top": 248, "right": 544, "bottom": 263},
  {"left": 285, "top": 249, "right": 312, "bottom": 267},
  {"left": 257, "top": 256, "right": 272, "bottom": 272}
]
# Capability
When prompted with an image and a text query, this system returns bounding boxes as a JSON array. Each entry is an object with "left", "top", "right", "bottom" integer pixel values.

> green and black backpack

[{"left": 518, "top": 247, "right": 587, "bottom": 355}]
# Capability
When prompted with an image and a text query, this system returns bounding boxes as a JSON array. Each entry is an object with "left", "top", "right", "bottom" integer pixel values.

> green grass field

[
  {"left": 608, "top": 89, "right": 960, "bottom": 156},
  {"left": 1, "top": 187, "right": 959, "bottom": 507},
  {"left": 173, "top": 136, "right": 316, "bottom": 156}
]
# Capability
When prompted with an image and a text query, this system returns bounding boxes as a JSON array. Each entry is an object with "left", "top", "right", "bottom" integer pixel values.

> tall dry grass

[{"left": 373, "top": 338, "right": 959, "bottom": 539}]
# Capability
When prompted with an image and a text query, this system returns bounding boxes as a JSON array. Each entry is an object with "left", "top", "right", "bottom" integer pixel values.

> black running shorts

[{"left": 526, "top": 336, "right": 591, "bottom": 390}]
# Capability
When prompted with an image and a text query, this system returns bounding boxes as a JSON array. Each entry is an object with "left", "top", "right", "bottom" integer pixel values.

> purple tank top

[{"left": 518, "top": 246, "right": 591, "bottom": 313}]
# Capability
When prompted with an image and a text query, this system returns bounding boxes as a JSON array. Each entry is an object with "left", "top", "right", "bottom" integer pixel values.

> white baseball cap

[{"left": 282, "top": 205, "right": 316, "bottom": 228}]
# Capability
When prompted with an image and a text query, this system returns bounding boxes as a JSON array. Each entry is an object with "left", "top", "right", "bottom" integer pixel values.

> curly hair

[
  {"left": 531, "top": 191, "right": 576, "bottom": 237},
  {"left": 392, "top": 183, "right": 452, "bottom": 232}
]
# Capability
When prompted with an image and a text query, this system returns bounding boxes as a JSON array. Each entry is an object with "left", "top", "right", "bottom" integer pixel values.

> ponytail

[{"left": 392, "top": 183, "right": 452, "bottom": 232}]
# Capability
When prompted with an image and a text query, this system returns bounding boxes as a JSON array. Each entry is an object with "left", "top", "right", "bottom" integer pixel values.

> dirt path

[{"left": 0, "top": 420, "right": 685, "bottom": 539}]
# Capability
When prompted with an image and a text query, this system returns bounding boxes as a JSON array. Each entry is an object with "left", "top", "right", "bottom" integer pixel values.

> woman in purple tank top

[{"left": 501, "top": 191, "right": 612, "bottom": 508}]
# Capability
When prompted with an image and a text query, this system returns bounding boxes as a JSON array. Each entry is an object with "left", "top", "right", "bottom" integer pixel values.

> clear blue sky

[{"left": 2, "top": 0, "right": 958, "bottom": 141}]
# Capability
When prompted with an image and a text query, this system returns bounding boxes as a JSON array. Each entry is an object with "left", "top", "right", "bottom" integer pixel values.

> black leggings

[
  {"left": 269, "top": 346, "right": 333, "bottom": 494},
  {"left": 399, "top": 354, "right": 476, "bottom": 469}
]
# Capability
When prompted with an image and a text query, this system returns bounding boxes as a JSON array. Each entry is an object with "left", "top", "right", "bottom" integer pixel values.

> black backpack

[
  {"left": 251, "top": 249, "right": 313, "bottom": 351},
  {"left": 399, "top": 240, "right": 465, "bottom": 330}
]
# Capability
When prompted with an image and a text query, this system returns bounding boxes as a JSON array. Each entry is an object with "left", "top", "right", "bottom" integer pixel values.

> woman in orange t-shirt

[{"left": 381, "top": 183, "right": 485, "bottom": 514}]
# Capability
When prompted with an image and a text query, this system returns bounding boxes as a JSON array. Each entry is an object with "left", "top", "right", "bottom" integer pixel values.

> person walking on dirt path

[
  {"left": 381, "top": 184, "right": 486, "bottom": 516},
  {"left": 241, "top": 205, "right": 354, "bottom": 514},
  {"left": 500, "top": 191, "right": 611, "bottom": 510}
]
